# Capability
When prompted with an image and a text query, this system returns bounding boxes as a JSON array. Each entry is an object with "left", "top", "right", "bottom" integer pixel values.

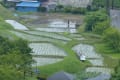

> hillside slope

[
  {"left": 0, "top": 4, "right": 15, "bottom": 19},
  {"left": 0, "top": 4, "right": 18, "bottom": 39}
]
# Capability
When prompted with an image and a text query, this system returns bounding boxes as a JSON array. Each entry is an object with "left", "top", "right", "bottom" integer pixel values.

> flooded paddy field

[{"left": 19, "top": 13, "right": 84, "bottom": 33}]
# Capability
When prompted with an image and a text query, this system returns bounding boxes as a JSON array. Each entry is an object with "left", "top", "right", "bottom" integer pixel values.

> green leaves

[
  {"left": 85, "top": 10, "right": 108, "bottom": 32},
  {"left": 0, "top": 36, "right": 32, "bottom": 80},
  {"left": 93, "top": 20, "right": 110, "bottom": 34},
  {"left": 103, "top": 27, "right": 120, "bottom": 52},
  {"left": 0, "top": 65, "right": 23, "bottom": 80},
  {"left": 111, "top": 61, "right": 120, "bottom": 80}
]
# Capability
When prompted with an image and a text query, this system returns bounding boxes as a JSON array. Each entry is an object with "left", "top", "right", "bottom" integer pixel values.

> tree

[
  {"left": 85, "top": 10, "right": 108, "bottom": 31},
  {"left": 71, "top": 8, "right": 86, "bottom": 14},
  {"left": 103, "top": 27, "right": 120, "bottom": 52},
  {"left": 110, "top": 60, "right": 120, "bottom": 80},
  {"left": 92, "top": 0, "right": 120, "bottom": 9},
  {"left": 0, "top": 65, "right": 23, "bottom": 80},
  {"left": 56, "top": 5, "right": 64, "bottom": 11},
  {"left": 0, "top": 36, "right": 33, "bottom": 80},
  {"left": 93, "top": 20, "right": 110, "bottom": 34}
]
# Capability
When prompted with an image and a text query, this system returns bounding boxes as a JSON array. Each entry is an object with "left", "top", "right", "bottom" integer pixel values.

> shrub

[
  {"left": 63, "top": 6, "right": 72, "bottom": 13},
  {"left": 71, "top": 8, "right": 86, "bottom": 14},
  {"left": 39, "top": 7, "right": 47, "bottom": 12},
  {"left": 93, "top": 20, "right": 110, "bottom": 34},
  {"left": 103, "top": 27, "right": 120, "bottom": 52},
  {"left": 85, "top": 10, "right": 108, "bottom": 31}
]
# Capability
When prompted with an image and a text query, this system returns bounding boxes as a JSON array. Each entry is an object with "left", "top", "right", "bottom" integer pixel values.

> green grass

[
  {"left": 94, "top": 43, "right": 119, "bottom": 69},
  {"left": 26, "top": 77, "right": 37, "bottom": 80},
  {"left": 0, "top": 30, "right": 18, "bottom": 40},
  {"left": 94, "top": 43, "right": 120, "bottom": 57},
  {"left": 0, "top": 21, "right": 13, "bottom": 29},
  {"left": 109, "top": 54, "right": 120, "bottom": 59},
  {"left": 0, "top": 18, "right": 18, "bottom": 40},
  {"left": 0, "top": 4, "right": 15, "bottom": 19},
  {"left": 0, "top": 5, "right": 19, "bottom": 40},
  {"left": 38, "top": 41, "right": 91, "bottom": 76}
]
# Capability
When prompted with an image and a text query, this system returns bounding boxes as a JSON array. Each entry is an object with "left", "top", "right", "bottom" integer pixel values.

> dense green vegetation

[
  {"left": 84, "top": 10, "right": 120, "bottom": 53},
  {"left": 110, "top": 60, "right": 120, "bottom": 80},
  {"left": 0, "top": 5, "right": 33, "bottom": 80},
  {"left": 92, "top": 0, "right": 120, "bottom": 10},
  {"left": 103, "top": 27, "right": 120, "bottom": 52},
  {"left": 85, "top": 10, "right": 108, "bottom": 32},
  {"left": 0, "top": 36, "right": 33, "bottom": 80},
  {"left": 0, "top": 4, "right": 15, "bottom": 19},
  {"left": 51, "top": 5, "right": 87, "bottom": 15}
]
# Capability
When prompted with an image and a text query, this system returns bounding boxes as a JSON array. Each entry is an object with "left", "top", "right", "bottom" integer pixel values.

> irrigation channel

[{"left": 6, "top": 13, "right": 112, "bottom": 80}]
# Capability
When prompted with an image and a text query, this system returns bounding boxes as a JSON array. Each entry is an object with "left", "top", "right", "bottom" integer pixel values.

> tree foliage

[
  {"left": 0, "top": 36, "right": 32, "bottom": 80},
  {"left": 111, "top": 60, "right": 120, "bottom": 80},
  {"left": 85, "top": 10, "right": 108, "bottom": 32},
  {"left": 92, "top": 0, "right": 120, "bottom": 9},
  {"left": 0, "top": 65, "right": 23, "bottom": 80},
  {"left": 93, "top": 20, "right": 110, "bottom": 34},
  {"left": 103, "top": 27, "right": 120, "bottom": 52}
]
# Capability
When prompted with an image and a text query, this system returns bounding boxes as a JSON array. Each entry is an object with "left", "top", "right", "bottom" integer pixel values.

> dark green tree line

[{"left": 0, "top": 36, "right": 33, "bottom": 80}]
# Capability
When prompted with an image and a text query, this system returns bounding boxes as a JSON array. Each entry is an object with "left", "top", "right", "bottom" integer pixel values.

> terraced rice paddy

[
  {"left": 10, "top": 31, "right": 67, "bottom": 44},
  {"left": 9, "top": 16, "right": 84, "bottom": 66},
  {"left": 5, "top": 20, "right": 28, "bottom": 30},
  {"left": 23, "top": 31, "right": 71, "bottom": 41},
  {"left": 29, "top": 43, "right": 67, "bottom": 57},
  {"left": 35, "top": 27, "right": 76, "bottom": 33},
  {"left": 72, "top": 44, "right": 112, "bottom": 80},
  {"left": 26, "top": 19, "right": 77, "bottom": 33},
  {"left": 49, "top": 19, "right": 76, "bottom": 28},
  {"left": 11, "top": 30, "right": 68, "bottom": 66},
  {"left": 72, "top": 44, "right": 102, "bottom": 59},
  {"left": 86, "top": 67, "right": 111, "bottom": 74}
]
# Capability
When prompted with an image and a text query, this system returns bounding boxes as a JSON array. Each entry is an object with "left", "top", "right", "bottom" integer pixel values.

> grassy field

[
  {"left": 0, "top": 4, "right": 19, "bottom": 39},
  {"left": 0, "top": 4, "right": 15, "bottom": 19}
]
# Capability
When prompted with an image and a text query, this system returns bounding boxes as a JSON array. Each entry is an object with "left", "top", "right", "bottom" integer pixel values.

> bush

[
  {"left": 111, "top": 61, "right": 120, "bottom": 80},
  {"left": 39, "top": 7, "right": 47, "bottom": 12},
  {"left": 71, "top": 8, "right": 86, "bottom": 14},
  {"left": 63, "top": 6, "right": 72, "bottom": 13},
  {"left": 91, "top": 0, "right": 120, "bottom": 10},
  {"left": 103, "top": 27, "right": 120, "bottom": 52},
  {"left": 93, "top": 20, "right": 110, "bottom": 34},
  {"left": 85, "top": 10, "right": 108, "bottom": 31},
  {"left": 56, "top": 5, "right": 64, "bottom": 10}
]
